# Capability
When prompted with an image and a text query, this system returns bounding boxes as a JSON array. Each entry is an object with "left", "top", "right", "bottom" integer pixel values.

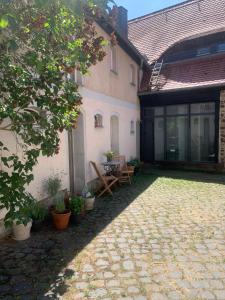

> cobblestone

[{"left": 1, "top": 170, "right": 225, "bottom": 299}]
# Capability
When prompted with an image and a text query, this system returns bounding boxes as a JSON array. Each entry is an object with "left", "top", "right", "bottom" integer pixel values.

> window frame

[{"left": 110, "top": 46, "right": 118, "bottom": 74}]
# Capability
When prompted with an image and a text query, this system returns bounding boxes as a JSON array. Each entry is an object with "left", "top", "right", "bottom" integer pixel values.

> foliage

[
  {"left": 30, "top": 201, "right": 48, "bottom": 221},
  {"left": 103, "top": 150, "right": 114, "bottom": 161},
  {"left": 54, "top": 199, "right": 66, "bottom": 214},
  {"left": 127, "top": 158, "right": 141, "bottom": 168},
  {"left": 44, "top": 175, "right": 62, "bottom": 198},
  {"left": 10, "top": 196, "right": 35, "bottom": 226},
  {"left": 69, "top": 196, "right": 84, "bottom": 215},
  {"left": 0, "top": 0, "right": 113, "bottom": 225}
]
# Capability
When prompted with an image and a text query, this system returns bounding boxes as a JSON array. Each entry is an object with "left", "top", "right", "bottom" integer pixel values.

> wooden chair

[
  {"left": 113, "top": 155, "right": 133, "bottom": 184},
  {"left": 90, "top": 161, "right": 119, "bottom": 198}
]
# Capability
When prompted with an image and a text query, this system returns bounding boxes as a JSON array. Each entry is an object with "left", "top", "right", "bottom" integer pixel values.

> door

[
  {"left": 143, "top": 118, "right": 154, "bottom": 162},
  {"left": 110, "top": 115, "right": 119, "bottom": 154},
  {"left": 73, "top": 113, "right": 85, "bottom": 193}
]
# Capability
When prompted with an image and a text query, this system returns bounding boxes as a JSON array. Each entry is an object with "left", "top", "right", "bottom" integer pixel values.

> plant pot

[
  {"left": 51, "top": 210, "right": 71, "bottom": 230},
  {"left": 70, "top": 213, "right": 82, "bottom": 225},
  {"left": 85, "top": 197, "right": 95, "bottom": 211},
  {"left": 12, "top": 221, "right": 32, "bottom": 241},
  {"left": 32, "top": 220, "right": 43, "bottom": 232}
]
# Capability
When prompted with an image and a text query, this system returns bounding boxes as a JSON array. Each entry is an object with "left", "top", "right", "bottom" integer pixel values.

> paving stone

[{"left": 1, "top": 171, "right": 225, "bottom": 299}]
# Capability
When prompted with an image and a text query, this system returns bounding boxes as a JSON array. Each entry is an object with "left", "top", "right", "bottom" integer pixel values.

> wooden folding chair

[
  {"left": 90, "top": 161, "right": 119, "bottom": 198},
  {"left": 113, "top": 155, "right": 133, "bottom": 184}
]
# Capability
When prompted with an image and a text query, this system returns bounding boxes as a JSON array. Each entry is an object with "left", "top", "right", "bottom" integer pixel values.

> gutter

[
  {"left": 138, "top": 82, "right": 225, "bottom": 96},
  {"left": 68, "top": 129, "right": 75, "bottom": 195}
]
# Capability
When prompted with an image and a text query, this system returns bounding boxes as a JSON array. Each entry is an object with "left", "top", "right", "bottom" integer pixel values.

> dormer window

[
  {"left": 110, "top": 46, "right": 117, "bottom": 74},
  {"left": 94, "top": 114, "right": 103, "bottom": 128},
  {"left": 130, "top": 64, "right": 136, "bottom": 86},
  {"left": 197, "top": 47, "right": 210, "bottom": 56},
  {"left": 217, "top": 43, "right": 225, "bottom": 52}
]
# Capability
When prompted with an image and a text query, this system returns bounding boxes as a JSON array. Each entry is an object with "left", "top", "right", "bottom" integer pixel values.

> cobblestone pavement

[{"left": 1, "top": 170, "right": 225, "bottom": 299}]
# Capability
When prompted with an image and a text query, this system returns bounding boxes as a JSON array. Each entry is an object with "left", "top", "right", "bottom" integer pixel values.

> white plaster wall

[
  {"left": 0, "top": 130, "right": 70, "bottom": 221},
  {"left": 79, "top": 87, "right": 140, "bottom": 183}
]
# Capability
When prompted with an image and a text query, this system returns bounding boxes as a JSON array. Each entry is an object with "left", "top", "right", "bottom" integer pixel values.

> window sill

[
  {"left": 130, "top": 82, "right": 136, "bottom": 87},
  {"left": 95, "top": 126, "right": 104, "bottom": 129},
  {"left": 110, "top": 69, "right": 118, "bottom": 75}
]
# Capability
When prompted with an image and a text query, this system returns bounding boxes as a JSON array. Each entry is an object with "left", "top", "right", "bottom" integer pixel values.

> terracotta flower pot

[{"left": 51, "top": 210, "right": 71, "bottom": 230}]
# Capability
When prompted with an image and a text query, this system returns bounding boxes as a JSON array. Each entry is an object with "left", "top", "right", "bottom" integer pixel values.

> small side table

[{"left": 102, "top": 161, "right": 120, "bottom": 176}]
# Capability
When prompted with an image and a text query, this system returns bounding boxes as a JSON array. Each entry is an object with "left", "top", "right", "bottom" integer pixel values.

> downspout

[{"left": 68, "top": 129, "right": 75, "bottom": 195}]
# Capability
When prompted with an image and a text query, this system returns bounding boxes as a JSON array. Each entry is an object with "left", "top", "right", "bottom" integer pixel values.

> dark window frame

[{"left": 145, "top": 102, "right": 217, "bottom": 163}]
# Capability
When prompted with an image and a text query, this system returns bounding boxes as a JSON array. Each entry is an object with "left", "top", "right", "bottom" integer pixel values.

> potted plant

[
  {"left": 30, "top": 201, "right": 48, "bottom": 231},
  {"left": 103, "top": 150, "right": 114, "bottom": 162},
  {"left": 12, "top": 200, "right": 33, "bottom": 241},
  {"left": 127, "top": 158, "right": 141, "bottom": 174},
  {"left": 44, "top": 175, "right": 71, "bottom": 230},
  {"left": 82, "top": 185, "right": 95, "bottom": 211},
  {"left": 51, "top": 192, "right": 71, "bottom": 230},
  {"left": 69, "top": 196, "right": 85, "bottom": 224}
]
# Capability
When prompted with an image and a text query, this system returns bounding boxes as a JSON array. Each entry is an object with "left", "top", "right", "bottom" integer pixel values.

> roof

[
  {"left": 140, "top": 55, "right": 225, "bottom": 93},
  {"left": 128, "top": 0, "right": 225, "bottom": 64}
]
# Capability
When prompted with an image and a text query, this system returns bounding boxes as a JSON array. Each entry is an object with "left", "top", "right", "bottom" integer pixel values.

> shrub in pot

[
  {"left": 12, "top": 205, "right": 33, "bottom": 241},
  {"left": 127, "top": 158, "right": 141, "bottom": 174},
  {"left": 69, "top": 196, "right": 85, "bottom": 225},
  {"left": 30, "top": 201, "right": 48, "bottom": 231},
  {"left": 82, "top": 185, "right": 95, "bottom": 211},
  {"left": 52, "top": 193, "right": 71, "bottom": 230}
]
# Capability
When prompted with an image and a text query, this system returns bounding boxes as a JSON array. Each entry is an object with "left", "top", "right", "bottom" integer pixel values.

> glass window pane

[
  {"left": 166, "top": 116, "right": 188, "bottom": 161},
  {"left": 191, "top": 115, "right": 215, "bottom": 162},
  {"left": 154, "top": 118, "right": 164, "bottom": 160},
  {"left": 144, "top": 108, "right": 154, "bottom": 117},
  {"left": 154, "top": 107, "right": 164, "bottom": 116},
  {"left": 166, "top": 105, "right": 188, "bottom": 115},
  {"left": 191, "top": 102, "right": 215, "bottom": 114}
]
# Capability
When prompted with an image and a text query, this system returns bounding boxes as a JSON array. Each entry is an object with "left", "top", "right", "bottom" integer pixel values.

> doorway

[
  {"left": 73, "top": 113, "right": 85, "bottom": 193},
  {"left": 110, "top": 115, "right": 119, "bottom": 154}
]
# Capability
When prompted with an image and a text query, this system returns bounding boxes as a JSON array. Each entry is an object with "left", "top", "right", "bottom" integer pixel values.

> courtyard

[{"left": 1, "top": 169, "right": 225, "bottom": 300}]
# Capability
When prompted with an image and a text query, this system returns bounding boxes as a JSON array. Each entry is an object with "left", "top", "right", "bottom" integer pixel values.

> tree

[{"left": 0, "top": 0, "right": 114, "bottom": 226}]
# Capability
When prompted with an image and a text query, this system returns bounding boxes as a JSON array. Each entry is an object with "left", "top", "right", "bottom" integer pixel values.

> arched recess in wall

[
  {"left": 136, "top": 120, "right": 141, "bottom": 159},
  {"left": 110, "top": 114, "right": 119, "bottom": 154},
  {"left": 72, "top": 111, "right": 86, "bottom": 193}
]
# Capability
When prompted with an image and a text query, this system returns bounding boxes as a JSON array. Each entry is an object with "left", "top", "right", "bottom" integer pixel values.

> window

[
  {"left": 67, "top": 69, "right": 83, "bottom": 85},
  {"left": 130, "top": 64, "right": 136, "bottom": 85},
  {"left": 151, "top": 102, "right": 216, "bottom": 162},
  {"left": 197, "top": 47, "right": 210, "bottom": 56},
  {"left": 110, "top": 46, "right": 117, "bottom": 73},
  {"left": 130, "top": 120, "right": 135, "bottom": 134},
  {"left": 94, "top": 114, "right": 103, "bottom": 128},
  {"left": 217, "top": 43, "right": 225, "bottom": 52}
]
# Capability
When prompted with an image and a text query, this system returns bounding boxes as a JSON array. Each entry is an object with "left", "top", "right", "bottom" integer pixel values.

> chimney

[{"left": 116, "top": 6, "right": 128, "bottom": 39}]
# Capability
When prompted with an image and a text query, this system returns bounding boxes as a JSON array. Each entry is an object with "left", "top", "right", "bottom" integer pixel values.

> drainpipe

[
  {"left": 68, "top": 129, "right": 75, "bottom": 196},
  {"left": 139, "top": 58, "right": 144, "bottom": 90}
]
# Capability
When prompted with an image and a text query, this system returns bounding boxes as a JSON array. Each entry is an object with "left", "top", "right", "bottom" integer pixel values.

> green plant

[
  {"left": 53, "top": 191, "right": 67, "bottom": 213},
  {"left": 44, "top": 175, "right": 62, "bottom": 198},
  {"left": 127, "top": 158, "right": 141, "bottom": 168},
  {"left": 12, "top": 196, "right": 35, "bottom": 226},
  {"left": 30, "top": 201, "right": 48, "bottom": 221},
  {"left": 103, "top": 151, "right": 114, "bottom": 161},
  {"left": 0, "top": 0, "right": 113, "bottom": 226},
  {"left": 69, "top": 196, "right": 84, "bottom": 215}
]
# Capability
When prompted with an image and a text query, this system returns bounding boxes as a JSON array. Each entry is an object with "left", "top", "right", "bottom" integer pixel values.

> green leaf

[{"left": 0, "top": 18, "right": 9, "bottom": 29}]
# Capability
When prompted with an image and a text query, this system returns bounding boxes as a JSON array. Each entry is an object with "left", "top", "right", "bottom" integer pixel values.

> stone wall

[{"left": 219, "top": 90, "right": 225, "bottom": 166}]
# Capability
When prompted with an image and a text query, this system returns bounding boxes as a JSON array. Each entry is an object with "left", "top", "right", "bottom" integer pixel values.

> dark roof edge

[
  {"left": 128, "top": 0, "right": 200, "bottom": 23},
  {"left": 138, "top": 82, "right": 225, "bottom": 96},
  {"left": 97, "top": 18, "right": 150, "bottom": 69}
]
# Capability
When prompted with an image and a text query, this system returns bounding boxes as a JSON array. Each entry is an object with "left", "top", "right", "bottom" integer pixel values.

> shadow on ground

[
  {"left": 0, "top": 173, "right": 157, "bottom": 300},
  {"left": 1, "top": 168, "right": 225, "bottom": 299}
]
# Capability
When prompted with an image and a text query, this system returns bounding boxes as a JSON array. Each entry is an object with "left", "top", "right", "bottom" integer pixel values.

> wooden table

[{"left": 102, "top": 161, "right": 120, "bottom": 175}]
